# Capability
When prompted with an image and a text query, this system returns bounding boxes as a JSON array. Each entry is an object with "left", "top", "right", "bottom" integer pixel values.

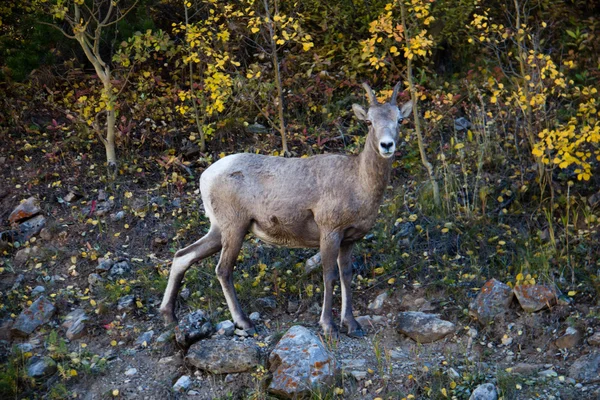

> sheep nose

[{"left": 380, "top": 141, "right": 394, "bottom": 150}]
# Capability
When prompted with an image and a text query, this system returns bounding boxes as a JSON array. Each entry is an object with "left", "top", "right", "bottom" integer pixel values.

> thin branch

[
  {"left": 37, "top": 21, "right": 77, "bottom": 39},
  {"left": 103, "top": 1, "right": 140, "bottom": 27}
]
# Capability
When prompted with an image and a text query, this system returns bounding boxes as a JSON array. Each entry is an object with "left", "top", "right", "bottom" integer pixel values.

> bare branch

[
  {"left": 103, "top": 1, "right": 140, "bottom": 27},
  {"left": 37, "top": 21, "right": 77, "bottom": 39},
  {"left": 99, "top": 0, "right": 115, "bottom": 26}
]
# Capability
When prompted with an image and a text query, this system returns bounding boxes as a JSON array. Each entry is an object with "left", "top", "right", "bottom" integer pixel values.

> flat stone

[
  {"left": 14, "top": 246, "right": 42, "bottom": 267},
  {"left": 16, "top": 215, "right": 46, "bottom": 241},
  {"left": 173, "top": 375, "right": 192, "bottom": 392},
  {"left": 12, "top": 296, "right": 56, "bottom": 337},
  {"left": 568, "top": 352, "right": 600, "bottom": 382},
  {"left": 587, "top": 331, "right": 600, "bottom": 346},
  {"left": 62, "top": 309, "right": 88, "bottom": 340},
  {"left": 256, "top": 296, "right": 277, "bottom": 310},
  {"left": 268, "top": 325, "right": 337, "bottom": 398},
  {"left": 96, "top": 258, "right": 114, "bottom": 272},
  {"left": 117, "top": 295, "right": 135, "bottom": 311},
  {"left": 469, "top": 279, "right": 513, "bottom": 325},
  {"left": 31, "top": 286, "right": 45, "bottom": 296},
  {"left": 555, "top": 327, "right": 582, "bottom": 349},
  {"left": 538, "top": 369, "right": 558, "bottom": 378},
  {"left": 186, "top": 339, "right": 260, "bottom": 374},
  {"left": 124, "top": 367, "right": 137, "bottom": 376},
  {"left": 510, "top": 363, "right": 544, "bottom": 375},
  {"left": 397, "top": 311, "right": 455, "bottom": 343},
  {"left": 27, "top": 356, "right": 57, "bottom": 379},
  {"left": 469, "top": 383, "right": 498, "bottom": 400},
  {"left": 156, "top": 329, "right": 174, "bottom": 343},
  {"left": 513, "top": 284, "right": 557, "bottom": 313},
  {"left": 9, "top": 197, "right": 41, "bottom": 224},
  {"left": 304, "top": 253, "right": 321, "bottom": 274},
  {"left": 109, "top": 260, "right": 132, "bottom": 278},
  {"left": 368, "top": 291, "right": 389, "bottom": 311},
  {"left": 175, "top": 310, "right": 213, "bottom": 347},
  {"left": 135, "top": 330, "right": 154, "bottom": 347},
  {"left": 215, "top": 320, "right": 235, "bottom": 336},
  {"left": 249, "top": 312, "right": 261, "bottom": 322},
  {"left": 88, "top": 273, "right": 104, "bottom": 287}
]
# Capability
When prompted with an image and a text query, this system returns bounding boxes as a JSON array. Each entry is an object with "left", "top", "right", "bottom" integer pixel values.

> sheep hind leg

[
  {"left": 159, "top": 227, "right": 222, "bottom": 324},
  {"left": 215, "top": 229, "right": 254, "bottom": 330}
]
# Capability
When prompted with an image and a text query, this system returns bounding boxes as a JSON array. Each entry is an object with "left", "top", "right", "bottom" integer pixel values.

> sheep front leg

[
  {"left": 319, "top": 232, "right": 342, "bottom": 338},
  {"left": 338, "top": 242, "right": 365, "bottom": 337}
]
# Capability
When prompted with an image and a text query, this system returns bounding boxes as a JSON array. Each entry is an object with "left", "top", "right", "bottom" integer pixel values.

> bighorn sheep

[{"left": 160, "top": 82, "right": 413, "bottom": 337}]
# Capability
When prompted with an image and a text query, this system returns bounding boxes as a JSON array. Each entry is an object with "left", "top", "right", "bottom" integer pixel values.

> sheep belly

[{"left": 249, "top": 214, "right": 320, "bottom": 248}]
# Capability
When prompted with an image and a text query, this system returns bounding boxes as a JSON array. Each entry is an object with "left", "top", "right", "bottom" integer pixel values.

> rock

[
  {"left": 247, "top": 123, "right": 267, "bottom": 133},
  {"left": 88, "top": 273, "right": 104, "bottom": 287},
  {"left": 368, "top": 291, "right": 389, "bottom": 311},
  {"left": 9, "top": 197, "right": 41, "bottom": 224},
  {"left": 124, "top": 367, "right": 138, "bottom": 376},
  {"left": 397, "top": 311, "right": 455, "bottom": 343},
  {"left": 14, "top": 246, "right": 40, "bottom": 266},
  {"left": 589, "top": 331, "right": 600, "bottom": 346},
  {"left": 513, "top": 284, "right": 557, "bottom": 313},
  {"left": 555, "top": 327, "right": 582, "bottom": 349},
  {"left": 117, "top": 295, "right": 135, "bottom": 311},
  {"left": 86, "top": 200, "right": 114, "bottom": 217},
  {"left": 11, "top": 273, "right": 26, "bottom": 290},
  {"left": 249, "top": 312, "right": 261, "bottom": 322},
  {"left": 454, "top": 117, "right": 472, "bottom": 131},
  {"left": 287, "top": 299, "right": 300, "bottom": 314},
  {"left": 304, "top": 253, "right": 321, "bottom": 274},
  {"left": 538, "top": 369, "right": 558, "bottom": 378},
  {"left": 110, "top": 211, "right": 125, "bottom": 221},
  {"left": 96, "top": 258, "right": 114, "bottom": 272},
  {"left": 109, "top": 260, "right": 132, "bottom": 278},
  {"left": 180, "top": 287, "right": 190, "bottom": 300},
  {"left": 63, "top": 191, "right": 81, "bottom": 203},
  {"left": 31, "top": 286, "right": 45, "bottom": 297},
  {"left": 98, "top": 189, "right": 108, "bottom": 201},
  {"left": 568, "top": 352, "right": 600, "bottom": 382},
  {"left": 268, "top": 325, "right": 337, "bottom": 398},
  {"left": 356, "top": 315, "right": 373, "bottom": 329},
  {"left": 27, "top": 356, "right": 57, "bottom": 379},
  {"left": 173, "top": 375, "right": 192, "bottom": 392},
  {"left": 157, "top": 329, "right": 174, "bottom": 343},
  {"left": 16, "top": 215, "right": 46, "bottom": 241},
  {"left": 394, "top": 221, "right": 415, "bottom": 237},
  {"left": 215, "top": 320, "right": 235, "bottom": 336},
  {"left": 39, "top": 228, "right": 52, "bottom": 241},
  {"left": 510, "top": 363, "right": 544, "bottom": 375},
  {"left": 62, "top": 309, "right": 88, "bottom": 340},
  {"left": 12, "top": 296, "right": 56, "bottom": 337},
  {"left": 134, "top": 330, "right": 154, "bottom": 347},
  {"left": 175, "top": 310, "right": 213, "bottom": 347},
  {"left": 256, "top": 296, "right": 277, "bottom": 310},
  {"left": 588, "top": 191, "right": 600, "bottom": 207},
  {"left": 469, "top": 383, "right": 497, "bottom": 400},
  {"left": 186, "top": 339, "right": 260, "bottom": 374},
  {"left": 400, "top": 295, "right": 435, "bottom": 312},
  {"left": 469, "top": 279, "right": 513, "bottom": 325}
]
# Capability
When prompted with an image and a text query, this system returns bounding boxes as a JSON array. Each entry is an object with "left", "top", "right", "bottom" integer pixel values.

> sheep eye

[{"left": 366, "top": 120, "right": 372, "bottom": 126}]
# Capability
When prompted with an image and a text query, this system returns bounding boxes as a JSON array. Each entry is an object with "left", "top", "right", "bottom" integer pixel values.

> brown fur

[{"left": 160, "top": 83, "right": 413, "bottom": 337}]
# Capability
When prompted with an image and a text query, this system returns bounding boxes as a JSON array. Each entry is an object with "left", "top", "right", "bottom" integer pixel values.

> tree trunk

[
  {"left": 400, "top": 2, "right": 440, "bottom": 207},
  {"left": 105, "top": 108, "right": 117, "bottom": 168}
]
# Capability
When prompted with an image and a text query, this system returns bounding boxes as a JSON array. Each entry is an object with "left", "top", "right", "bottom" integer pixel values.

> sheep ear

[
  {"left": 399, "top": 101, "right": 413, "bottom": 119},
  {"left": 352, "top": 104, "right": 368, "bottom": 121}
]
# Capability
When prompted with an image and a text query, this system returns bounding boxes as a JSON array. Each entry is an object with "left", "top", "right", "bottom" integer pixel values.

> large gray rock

[
  {"left": 513, "top": 284, "right": 557, "bottom": 313},
  {"left": 9, "top": 197, "right": 41, "bottom": 224},
  {"left": 469, "top": 383, "right": 498, "bottom": 400},
  {"left": 568, "top": 352, "right": 600, "bottom": 382},
  {"left": 12, "top": 296, "right": 56, "bottom": 337},
  {"left": 62, "top": 309, "right": 88, "bottom": 340},
  {"left": 368, "top": 291, "right": 389, "bottom": 311},
  {"left": 134, "top": 330, "right": 154, "bottom": 347},
  {"left": 175, "top": 310, "right": 213, "bottom": 347},
  {"left": 27, "top": 356, "right": 57, "bottom": 379},
  {"left": 397, "top": 311, "right": 455, "bottom": 343},
  {"left": 117, "top": 295, "right": 135, "bottom": 311},
  {"left": 186, "top": 339, "right": 260, "bottom": 374},
  {"left": 268, "top": 325, "right": 337, "bottom": 398},
  {"left": 469, "top": 279, "right": 513, "bottom": 324}
]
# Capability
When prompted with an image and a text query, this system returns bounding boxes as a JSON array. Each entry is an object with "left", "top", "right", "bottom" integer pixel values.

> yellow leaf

[
  {"left": 373, "top": 267, "right": 385, "bottom": 275},
  {"left": 112, "top": 389, "right": 119, "bottom": 397},
  {"left": 568, "top": 291, "right": 576, "bottom": 296}
]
